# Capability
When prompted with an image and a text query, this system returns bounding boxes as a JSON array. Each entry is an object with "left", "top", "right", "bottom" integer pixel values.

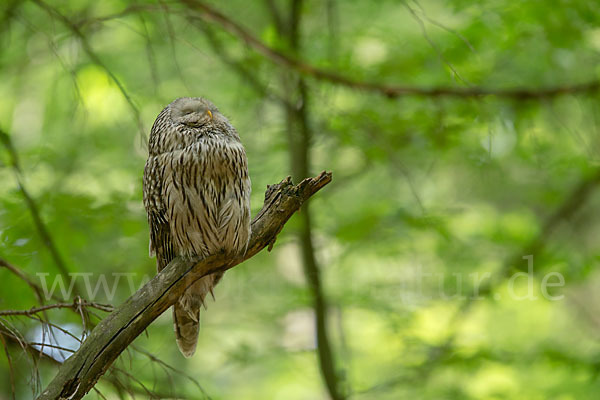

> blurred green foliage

[{"left": 1, "top": 0, "right": 600, "bottom": 399}]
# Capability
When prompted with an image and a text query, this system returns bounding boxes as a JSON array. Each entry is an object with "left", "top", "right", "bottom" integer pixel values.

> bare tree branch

[
  {"left": 130, "top": 344, "right": 210, "bottom": 397},
  {"left": 1, "top": 322, "right": 185, "bottom": 399},
  {"left": 37, "top": 172, "right": 331, "bottom": 400},
  {"left": 0, "top": 300, "right": 113, "bottom": 317},
  {"left": 0, "top": 319, "right": 49, "bottom": 395},
  {"left": 29, "top": 342, "right": 76, "bottom": 354},
  {"left": 0, "top": 254, "right": 189, "bottom": 398},
  {"left": 91, "top": 387, "right": 108, "bottom": 400},
  {"left": 68, "top": 0, "right": 599, "bottom": 100},
  {"left": 179, "top": 0, "right": 600, "bottom": 99}
]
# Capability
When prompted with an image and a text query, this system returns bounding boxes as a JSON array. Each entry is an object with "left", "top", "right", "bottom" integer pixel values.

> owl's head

[{"left": 169, "top": 97, "right": 223, "bottom": 128}]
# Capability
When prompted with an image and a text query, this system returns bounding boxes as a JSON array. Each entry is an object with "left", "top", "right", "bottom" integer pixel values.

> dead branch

[
  {"left": 0, "top": 300, "right": 114, "bottom": 317},
  {"left": 37, "top": 171, "right": 332, "bottom": 400}
]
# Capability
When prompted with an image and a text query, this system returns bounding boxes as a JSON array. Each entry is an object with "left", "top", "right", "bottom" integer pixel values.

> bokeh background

[{"left": 1, "top": 0, "right": 600, "bottom": 399}]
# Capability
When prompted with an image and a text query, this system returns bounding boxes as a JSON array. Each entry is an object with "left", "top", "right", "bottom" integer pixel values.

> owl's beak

[{"left": 207, "top": 110, "right": 213, "bottom": 120}]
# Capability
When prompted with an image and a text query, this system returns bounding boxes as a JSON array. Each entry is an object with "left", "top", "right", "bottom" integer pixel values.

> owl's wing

[{"left": 143, "top": 155, "right": 175, "bottom": 271}]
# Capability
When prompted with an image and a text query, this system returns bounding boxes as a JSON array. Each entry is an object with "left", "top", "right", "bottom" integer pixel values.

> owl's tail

[
  {"left": 173, "top": 303, "right": 199, "bottom": 358},
  {"left": 173, "top": 272, "right": 222, "bottom": 357}
]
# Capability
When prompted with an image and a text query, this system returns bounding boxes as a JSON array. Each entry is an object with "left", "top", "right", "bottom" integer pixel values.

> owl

[{"left": 143, "top": 97, "right": 251, "bottom": 357}]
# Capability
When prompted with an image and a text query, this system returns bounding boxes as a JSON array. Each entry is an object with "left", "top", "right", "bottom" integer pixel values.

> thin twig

[
  {"left": 158, "top": 0, "right": 193, "bottom": 94},
  {"left": 0, "top": 300, "right": 114, "bottom": 317},
  {"left": 193, "top": 20, "right": 294, "bottom": 110},
  {"left": 0, "top": 257, "right": 49, "bottom": 302},
  {"left": 410, "top": 0, "right": 476, "bottom": 53},
  {"left": 1, "top": 322, "right": 175, "bottom": 398},
  {"left": 31, "top": 0, "right": 146, "bottom": 144},
  {"left": 30, "top": 342, "right": 76, "bottom": 354},
  {"left": 404, "top": 2, "right": 469, "bottom": 84},
  {"left": 0, "top": 317, "right": 46, "bottom": 395},
  {"left": 91, "top": 387, "right": 108, "bottom": 400},
  {"left": 73, "top": 4, "right": 164, "bottom": 28},
  {"left": 15, "top": 14, "right": 84, "bottom": 109},
  {"left": 131, "top": 344, "right": 211, "bottom": 399},
  {"left": 26, "top": 314, "right": 83, "bottom": 345},
  {"left": 113, "top": 366, "right": 162, "bottom": 399},
  {"left": 69, "top": 0, "right": 600, "bottom": 100},
  {"left": 0, "top": 333, "right": 16, "bottom": 400}
]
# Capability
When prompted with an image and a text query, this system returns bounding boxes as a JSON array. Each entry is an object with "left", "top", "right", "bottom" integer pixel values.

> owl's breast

[{"left": 164, "top": 137, "right": 250, "bottom": 258}]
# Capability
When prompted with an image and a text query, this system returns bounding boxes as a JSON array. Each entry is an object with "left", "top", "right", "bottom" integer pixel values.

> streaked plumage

[{"left": 143, "top": 97, "right": 251, "bottom": 357}]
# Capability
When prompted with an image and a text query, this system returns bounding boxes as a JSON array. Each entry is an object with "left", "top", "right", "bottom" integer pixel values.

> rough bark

[{"left": 37, "top": 171, "right": 332, "bottom": 400}]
